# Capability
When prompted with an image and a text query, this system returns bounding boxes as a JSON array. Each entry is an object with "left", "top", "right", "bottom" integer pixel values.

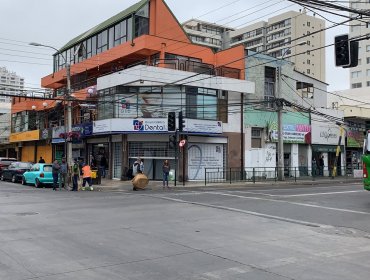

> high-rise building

[
  {"left": 349, "top": 0, "right": 370, "bottom": 89},
  {"left": 0, "top": 67, "right": 24, "bottom": 103},
  {"left": 183, "top": 10, "right": 326, "bottom": 82}
]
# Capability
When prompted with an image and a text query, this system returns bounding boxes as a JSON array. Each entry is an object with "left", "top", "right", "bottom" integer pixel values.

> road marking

[
  {"left": 231, "top": 190, "right": 363, "bottom": 197},
  {"left": 274, "top": 190, "right": 363, "bottom": 197},
  {"left": 206, "top": 191, "right": 370, "bottom": 215},
  {"left": 147, "top": 194, "right": 324, "bottom": 227}
]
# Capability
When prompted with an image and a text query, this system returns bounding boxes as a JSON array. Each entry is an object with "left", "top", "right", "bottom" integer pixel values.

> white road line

[
  {"left": 149, "top": 194, "right": 324, "bottom": 227},
  {"left": 231, "top": 190, "right": 363, "bottom": 197},
  {"left": 205, "top": 191, "right": 370, "bottom": 215},
  {"left": 274, "top": 190, "right": 363, "bottom": 197}
]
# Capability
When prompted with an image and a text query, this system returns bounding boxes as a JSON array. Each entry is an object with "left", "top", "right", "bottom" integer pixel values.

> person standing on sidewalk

[
  {"left": 52, "top": 160, "right": 60, "bottom": 191},
  {"left": 99, "top": 155, "right": 107, "bottom": 178},
  {"left": 72, "top": 159, "right": 80, "bottom": 191},
  {"left": 59, "top": 158, "right": 68, "bottom": 190},
  {"left": 319, "top": 155, "right": 324, "bottom": 176},
  {"left": 82, "top": 163, "right": 93, "bottom": 191},
  {"left": 162, "top": 160, "right": 170, "bottom": 189}
]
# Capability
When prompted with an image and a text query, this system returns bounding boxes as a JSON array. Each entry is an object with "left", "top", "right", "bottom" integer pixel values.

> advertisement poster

[
  {"left": 187, "top": 143, "right": 224, "bottom": 180},
  {"left": 311, "top": 125, "right": 340, "bottom": 145},
  {"left": 347, "top": 129, "right": 364, "bottom": 148},
  {"left": 270, "top": 124, "right": 311, "bottom": 144},
  {"left": 93, "top": 118, "right": 168, "bottom": 134},
  {"left": 115, "top": 92, "right": 181, "bottom": 118}
]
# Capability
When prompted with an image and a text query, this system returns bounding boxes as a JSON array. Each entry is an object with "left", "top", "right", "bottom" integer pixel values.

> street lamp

[
  {"left": 276, "top": 41, "right": 307, "bottom": 181},
  {"left": 29, "top": 42, "right": 73, "bottom": 170}
]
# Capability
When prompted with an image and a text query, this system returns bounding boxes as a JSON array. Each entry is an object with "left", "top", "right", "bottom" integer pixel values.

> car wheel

[
  {"left": 21, "top": 176, "right": 27, "bottom": 185},
  {"left": 11, "top": 175, "right": 17, "bottom": 183},
  {"left": 35, "top": 178, "right": 41, "bottom": 188}
]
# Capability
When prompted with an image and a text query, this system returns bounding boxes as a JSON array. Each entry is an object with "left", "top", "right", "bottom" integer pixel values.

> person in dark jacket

[
  {"left": 162, "top": 160, "right": 170, "bottom": 189},
  {"left": 38, "top": 156, "right": 45, "bottom": 163},
  {"left": 99, "top": 155, "right": 107, "bottom": 178},
  {"left": 52, "top": 160, "right": 60, "bottom": 191}
]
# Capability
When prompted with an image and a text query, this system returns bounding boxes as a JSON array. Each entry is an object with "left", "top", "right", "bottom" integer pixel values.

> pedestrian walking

[
  {"left": 59, "top": 158, "right": 68, "bottom": 190},
  {"left": 52, "top": 160, "right": 60, "bottom": 191},
  {"left": 82, "top": 163, "right": 93, "bottom": 190},
  {"left": 38, "top": 156, "right": 45, "bottom": 163},
  {"left": 162, "top": 160, "right": 170, "bottom": 189},
  {"left": 99, "top": 155, "right": 107, "bottom": 178},
  {"left": 72, "top": 158, "right": 80, "bottom": 191}
]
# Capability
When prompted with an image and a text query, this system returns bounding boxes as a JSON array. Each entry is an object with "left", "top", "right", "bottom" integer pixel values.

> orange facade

[
  {"left": 13, "top": 0, "right": 246, "bottom": 132},
  {"left": 39, "top": 0, "right": 245, "bottom": 90}
]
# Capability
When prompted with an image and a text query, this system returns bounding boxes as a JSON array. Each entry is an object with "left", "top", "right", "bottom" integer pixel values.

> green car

[{"left": 21, "top": 163, "right": 54, "bottom": 188}]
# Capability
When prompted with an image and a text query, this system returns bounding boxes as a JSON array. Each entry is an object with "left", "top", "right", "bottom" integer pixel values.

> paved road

[{"left": 1, "top": 181, "right": 370, "bottom": 279}]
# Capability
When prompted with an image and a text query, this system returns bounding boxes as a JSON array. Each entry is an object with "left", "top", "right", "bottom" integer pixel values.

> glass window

[
  {"left": 351, "top": 71, "right": 361, "bottom": 78},
  {"left": 127, "top": 17, "right": 133, "bottom": 41},
  {"left": 367, "top": 45, "right": 370, "bottom": 52},
  {"left": 43, "top": 165, "right": 52, "bottom": 172},
  {"left": 86, "top": 38, "right": 92, "bottom": 58},
  {"left": 91, "top": 36, "right": 97, "bottom": 56},
  {"left": 251, "top": 128, "right": 262, "bottom": 148},
  {"left": 351, "top": 82, "right": 362, "bottom": 88},
  {"left": 185, "top": 87, "right": 217, "bottom": 120},
  {"left": 109, "top": 27, "right": 114, "bottom": 49}
]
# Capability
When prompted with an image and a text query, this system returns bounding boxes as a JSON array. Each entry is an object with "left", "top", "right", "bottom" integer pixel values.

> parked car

[
  {"left": 0, "top": 157, "right": 17, "bottom": 174},
  {"left": 21, "top": 163, "right": 54, "bottom": 188},
  {"left": 1, "top": 162, "right": 32, "bottom": 183}
]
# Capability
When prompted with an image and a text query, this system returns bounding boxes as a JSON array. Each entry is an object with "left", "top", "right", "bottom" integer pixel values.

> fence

[{"left": 204, "top": 166, "right": 363, "bottom": 185}]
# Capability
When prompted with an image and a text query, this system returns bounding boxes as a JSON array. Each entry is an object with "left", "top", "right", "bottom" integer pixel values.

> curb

[{"left": 93, "top": 178, "right": 363, "bottom": 192}]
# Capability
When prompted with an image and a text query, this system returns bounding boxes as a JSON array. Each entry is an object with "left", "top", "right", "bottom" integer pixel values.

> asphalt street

[{"left": 1, "top": 180, "right": 370, "bottom": 279}]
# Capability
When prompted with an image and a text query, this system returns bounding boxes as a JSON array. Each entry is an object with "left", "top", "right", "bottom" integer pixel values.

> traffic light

[
  {"left": 167, "top": 112, "right": 176, "bottom": 132},
  {"left": 169, "top": 134, "right": 176, "bottom": 149},
  {"left": 335, "top": 34, "right": 350, "bottom": 67},
  {"left": 178, "top": 111, "right": 186, "bottom": 132},
  {"left": 343, "top": 40, "right": 359, "bottom": 68}
]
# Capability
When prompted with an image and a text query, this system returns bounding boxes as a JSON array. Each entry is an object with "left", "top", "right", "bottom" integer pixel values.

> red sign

[{"left": 179, "top": 140, "right": 186, "bottom": 147}]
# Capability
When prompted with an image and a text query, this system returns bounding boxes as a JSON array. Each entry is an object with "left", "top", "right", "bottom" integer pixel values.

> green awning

[{"left": 59, "top": 0, "right": 148, "bottom": 53}]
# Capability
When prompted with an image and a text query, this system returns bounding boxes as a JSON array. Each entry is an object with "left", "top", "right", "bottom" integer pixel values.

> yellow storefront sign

[{"left": 10, "top": 130, "right": 40, "bottom": 142}]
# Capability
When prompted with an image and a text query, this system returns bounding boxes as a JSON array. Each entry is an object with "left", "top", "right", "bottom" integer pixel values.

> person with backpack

[{"left": 71, "top": 158, "right": 80, "bottom": 191}]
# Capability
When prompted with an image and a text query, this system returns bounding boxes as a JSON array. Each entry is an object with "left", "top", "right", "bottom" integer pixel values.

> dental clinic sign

[
  {"left": 312, "top": 125, "right": 340, "bottom": 145},
  {"left": 93, "top": 118, "right": 168, "bottom": 134}
]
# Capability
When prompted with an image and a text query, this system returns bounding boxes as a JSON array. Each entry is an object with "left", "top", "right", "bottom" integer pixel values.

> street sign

[{"left": 179, "top": 139, "right": 186, "bottom": 147}]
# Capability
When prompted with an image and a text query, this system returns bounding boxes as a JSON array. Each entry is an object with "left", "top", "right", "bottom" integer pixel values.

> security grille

[{"left": 128, "top": 142, "right": 175, "bottom": 159}]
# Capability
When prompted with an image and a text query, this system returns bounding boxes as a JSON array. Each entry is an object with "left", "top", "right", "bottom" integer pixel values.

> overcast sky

[{"left": 0, "top": 0, "right": 348, "bottom": 92}]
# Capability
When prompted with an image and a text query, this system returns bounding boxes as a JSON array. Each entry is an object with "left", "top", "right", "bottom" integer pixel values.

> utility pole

[
  {"left": 29, "top": 42, "right": 73, "bottom": 183},
  {"left": 275, "top": 41, "right": 307, "bottom": 181},
  {"left": 65, "top": 64, "right": 73, "bottom": 172},
  {"left": 276, "top": 66, "right": 285, "bottom": 181}
]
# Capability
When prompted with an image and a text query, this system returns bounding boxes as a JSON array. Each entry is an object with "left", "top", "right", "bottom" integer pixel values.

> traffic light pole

[{"left": 174, "top": 130, "right": 177, "bottom": 187}]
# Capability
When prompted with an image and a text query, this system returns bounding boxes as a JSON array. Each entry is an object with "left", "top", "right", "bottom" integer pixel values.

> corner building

[{"left": 16, "top": 0, "right": 254, "bottom": 180}]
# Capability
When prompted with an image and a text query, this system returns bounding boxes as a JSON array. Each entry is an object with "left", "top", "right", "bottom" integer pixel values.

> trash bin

[{"left": 91, "top": 169, "right": 101, "bottom": 185}]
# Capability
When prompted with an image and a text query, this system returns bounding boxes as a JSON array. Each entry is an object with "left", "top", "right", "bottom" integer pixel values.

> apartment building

[
  {"left": 183, "top": 10, "right": 326, "bottom": 82},
  {"left": 182, "top": 19, "right": 234, "bottom": 50},
  {"left": 349, "top": 0, "right": 370, "bottom": 89},
  {"left": 0, "top": 67, "right": 24, "bottom": 103}
]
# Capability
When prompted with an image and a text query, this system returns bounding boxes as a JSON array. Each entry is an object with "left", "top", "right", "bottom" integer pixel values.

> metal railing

[{"left": 204, "top": 166, "right": 363, "bottom": 185}]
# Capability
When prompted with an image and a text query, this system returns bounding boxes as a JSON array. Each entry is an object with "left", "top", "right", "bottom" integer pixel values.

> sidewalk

[{"left": 93, "top": 177, "right": 363, "bottom": 192}]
